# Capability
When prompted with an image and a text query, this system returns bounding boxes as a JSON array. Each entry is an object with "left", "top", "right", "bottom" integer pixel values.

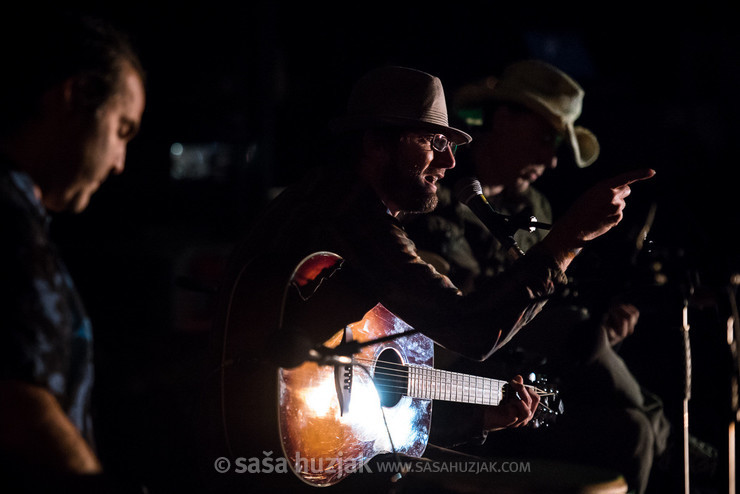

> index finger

[{"left": 605, "top": 168, "right": 656, "bottom": 188}]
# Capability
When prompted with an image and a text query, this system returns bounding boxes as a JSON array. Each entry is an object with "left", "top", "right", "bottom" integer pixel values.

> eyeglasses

[{"left": 423, "top": 134, "right": 458, "bottom": 156}]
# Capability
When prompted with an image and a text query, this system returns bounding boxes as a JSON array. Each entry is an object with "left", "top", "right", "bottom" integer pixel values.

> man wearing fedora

[
  {"left": 210, "top": 65, "right": 654, "bottom": 491},
  {"left": 402, "top": 60, "right": 670, "bottom": 494}
]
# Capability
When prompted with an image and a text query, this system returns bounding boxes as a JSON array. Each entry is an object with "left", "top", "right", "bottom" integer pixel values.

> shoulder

[
  {"left": 0, "top": 170, "right": 41, "bottom": 247},
  {"left": 521, "top": 187, "right": 553, "bottom": 223}
]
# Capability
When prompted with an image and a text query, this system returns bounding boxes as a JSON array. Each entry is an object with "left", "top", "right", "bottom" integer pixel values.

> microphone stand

[
  {"left": 669, "top": 262, "right": 698, "bottom": 494},
  {"left": 316, "top": 328, "right": 422, "bottom": 360},
  {"left": 454, "top": 177, "right": 551, "bottom": 261},
  {"left": 506, "top": 214, "right": 552, "bottom": 233},
  {"left": 492, "top": 212, "right": 550, "bottom": 261},
  {"left": 726, "top": 276, "right": 739, "bottom": 494},
  {"left": 681, "top": 292, "right": 692, "bottom": 494}
]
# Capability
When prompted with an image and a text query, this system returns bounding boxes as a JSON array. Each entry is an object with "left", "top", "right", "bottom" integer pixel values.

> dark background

[{"left": 40, "top": 3, "right": 740, "bottom": 493}]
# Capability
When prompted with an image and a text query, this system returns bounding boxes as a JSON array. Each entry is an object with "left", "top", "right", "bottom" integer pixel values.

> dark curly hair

[{"left": 0, "top": 9, "right": 145, "bottom": 135}]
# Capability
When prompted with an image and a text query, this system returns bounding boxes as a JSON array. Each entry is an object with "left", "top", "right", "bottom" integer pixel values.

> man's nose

[{"left": 436, "top": 146, "right": 456, "bottom": 169}]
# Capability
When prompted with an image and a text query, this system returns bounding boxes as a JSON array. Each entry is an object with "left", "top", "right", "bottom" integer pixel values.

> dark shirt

[
  {"left": 400, "top": 184, "right": 555, "bottom": 445},
  {"left": 403, "top": 184, "right": 552, "bottom": 295},
  {"left": 0, "top": 161, "right": 94, "bottom": 446},
  {"left": 221, "top": 166, "right": 566, "bottom": 364}
]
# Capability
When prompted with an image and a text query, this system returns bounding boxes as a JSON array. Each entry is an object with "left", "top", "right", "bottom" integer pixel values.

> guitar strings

[
  {"left": 367, "top": 372, "right": 556, "bottom": 413},
  {"left": 350, "top": 356, "right": 555, "bottom": 397},
  {"left": 283, "top": 356, "right": 556, "bottom": 404},
  {"left": 348, "top": 357, "right": 557, "bottom": 413},
  {"left": 353, "top": 361, "right": 407, "bottom": 479},
  {"left": 282, "top": 354, "right": 557, "bottom": 413},
  {"left": 281, "top": 363, "right": 557, "bottom": 414},
  {"left": 356, "top": 359, "right": 503, "bottom": 402}
]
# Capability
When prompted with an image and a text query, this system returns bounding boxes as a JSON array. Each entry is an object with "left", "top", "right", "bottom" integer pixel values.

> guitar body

[
  {"left": 278, "top": 252, "right": 433, "bottom": 486},
  {"left": 278, "top": 305, "right": 432, "bottom": 486}
]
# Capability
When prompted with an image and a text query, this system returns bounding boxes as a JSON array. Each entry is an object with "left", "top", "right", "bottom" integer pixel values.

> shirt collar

[{"left": 8, "top": 167, "right": 49, "bottom": 222}]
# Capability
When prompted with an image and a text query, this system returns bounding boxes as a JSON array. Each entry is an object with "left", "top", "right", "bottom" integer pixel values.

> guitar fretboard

[{"left": 406, "top": 364, "right": 504, "bottom": 406}]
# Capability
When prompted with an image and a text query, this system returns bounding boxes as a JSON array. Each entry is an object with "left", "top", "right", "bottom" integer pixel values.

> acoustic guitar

[{"left": 277, "top": 252, "right": 562, "bottom": 487}]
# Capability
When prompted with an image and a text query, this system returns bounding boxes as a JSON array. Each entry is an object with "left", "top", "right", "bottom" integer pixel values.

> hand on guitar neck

[{"left": 482, "top": 375, "right": 540, "bottom": 432}]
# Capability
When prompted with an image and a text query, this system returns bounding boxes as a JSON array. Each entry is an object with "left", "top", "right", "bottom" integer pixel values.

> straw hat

[
  {"left": 330, "top": 66, "right": 472, "bottom": 145},
  {"left": 454, "top": 60, "right": 599, "bottom": 167}
]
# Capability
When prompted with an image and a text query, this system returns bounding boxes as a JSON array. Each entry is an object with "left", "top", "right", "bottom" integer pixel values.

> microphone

[
  {"left": 267, "top": 329, "right": 353, "bottom": 369},
  {"left": 454, "top": 177, "right": 525, "bottom": 259},
  {"left": 267, "top": 324, "right": 422, "bottom": 369}
]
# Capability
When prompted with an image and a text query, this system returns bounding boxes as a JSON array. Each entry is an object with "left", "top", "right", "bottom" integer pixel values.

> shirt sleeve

[
  {"left": 0, "top": 202, "right": 66, "bottom": 391},
  {"left": 428, "top": 400, "right": 489, "bottom": 448},
  {"left": 331, "top": 191, "right": 567, "bottom": 362}
]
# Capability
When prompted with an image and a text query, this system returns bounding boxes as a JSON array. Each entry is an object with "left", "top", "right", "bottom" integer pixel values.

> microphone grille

[{"left": 454, "top": 177, "right": 483, "bottom": 205}]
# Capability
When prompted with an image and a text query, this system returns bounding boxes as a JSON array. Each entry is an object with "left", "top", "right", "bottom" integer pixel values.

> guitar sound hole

[{"left": 374, "top": 348, "right": 407, "bottom": 408}]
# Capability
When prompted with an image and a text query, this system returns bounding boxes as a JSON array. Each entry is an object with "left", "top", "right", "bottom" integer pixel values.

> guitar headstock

[
  {"left": 528, "top": 372, "right": 564, "bottom": 428},
  {"left": 503, "top": 372, "right": 564, "bottom": 428}
]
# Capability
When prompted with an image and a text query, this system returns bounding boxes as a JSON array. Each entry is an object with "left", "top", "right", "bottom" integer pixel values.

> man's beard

[{"left": 380, "top": 156, "right": 438, "bottom": 213}]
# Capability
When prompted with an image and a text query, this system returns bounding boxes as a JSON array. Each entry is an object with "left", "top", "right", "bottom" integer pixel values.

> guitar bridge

[{"left": 334, "top": 326, "right": 353, "bottom": 415}]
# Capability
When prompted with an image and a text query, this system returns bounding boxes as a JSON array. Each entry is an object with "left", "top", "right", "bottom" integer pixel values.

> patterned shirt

[{"left": 0, "top": 161, "right": 95, "bottom": 445}]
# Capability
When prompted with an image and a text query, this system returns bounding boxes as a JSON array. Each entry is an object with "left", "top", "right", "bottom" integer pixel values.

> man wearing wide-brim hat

[
  {"left": 454, "top": 60, "right": 599, "bottom": 196},
  {"left": 403, "top": 60, "right": 667, "bottom": 494},
  {"left": 457, "top": 59, "right": 599, "bottom": 164},
  {"left": 212, "top": 64, "right": 654, "bottom": 492}
]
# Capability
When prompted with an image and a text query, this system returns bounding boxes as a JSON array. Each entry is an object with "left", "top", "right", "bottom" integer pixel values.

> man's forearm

[{"left": 0, "top": 380, "right": 101, "bottom": 474}]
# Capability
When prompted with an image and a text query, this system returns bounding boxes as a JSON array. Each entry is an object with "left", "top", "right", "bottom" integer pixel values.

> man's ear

[
  {"left": 357, "top": 130, "right": 389, "bottom": 184},
  {"left": 61, "top": 77, "right": 77, "bottom": 107},
  {"left": 37, "top": 78, "right": 76, "bottom": 116},
  {"left": 361, "top": 130, "right": 378, "bottom": 154},
  {"left": 60, "top": 75, "right": 104, "bottom": 111},
  {"left": 361, "top": 130, "right": 390, "bottom": 159}
]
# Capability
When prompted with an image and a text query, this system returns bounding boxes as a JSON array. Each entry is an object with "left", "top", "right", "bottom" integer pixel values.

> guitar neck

[{"left": 406, "top": 364, "right": 505, "bottom": 406}]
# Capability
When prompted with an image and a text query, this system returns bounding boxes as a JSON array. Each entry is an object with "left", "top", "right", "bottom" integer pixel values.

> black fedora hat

[{"left": 330, "top": 66, "right": 472, "bottom": 145}]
